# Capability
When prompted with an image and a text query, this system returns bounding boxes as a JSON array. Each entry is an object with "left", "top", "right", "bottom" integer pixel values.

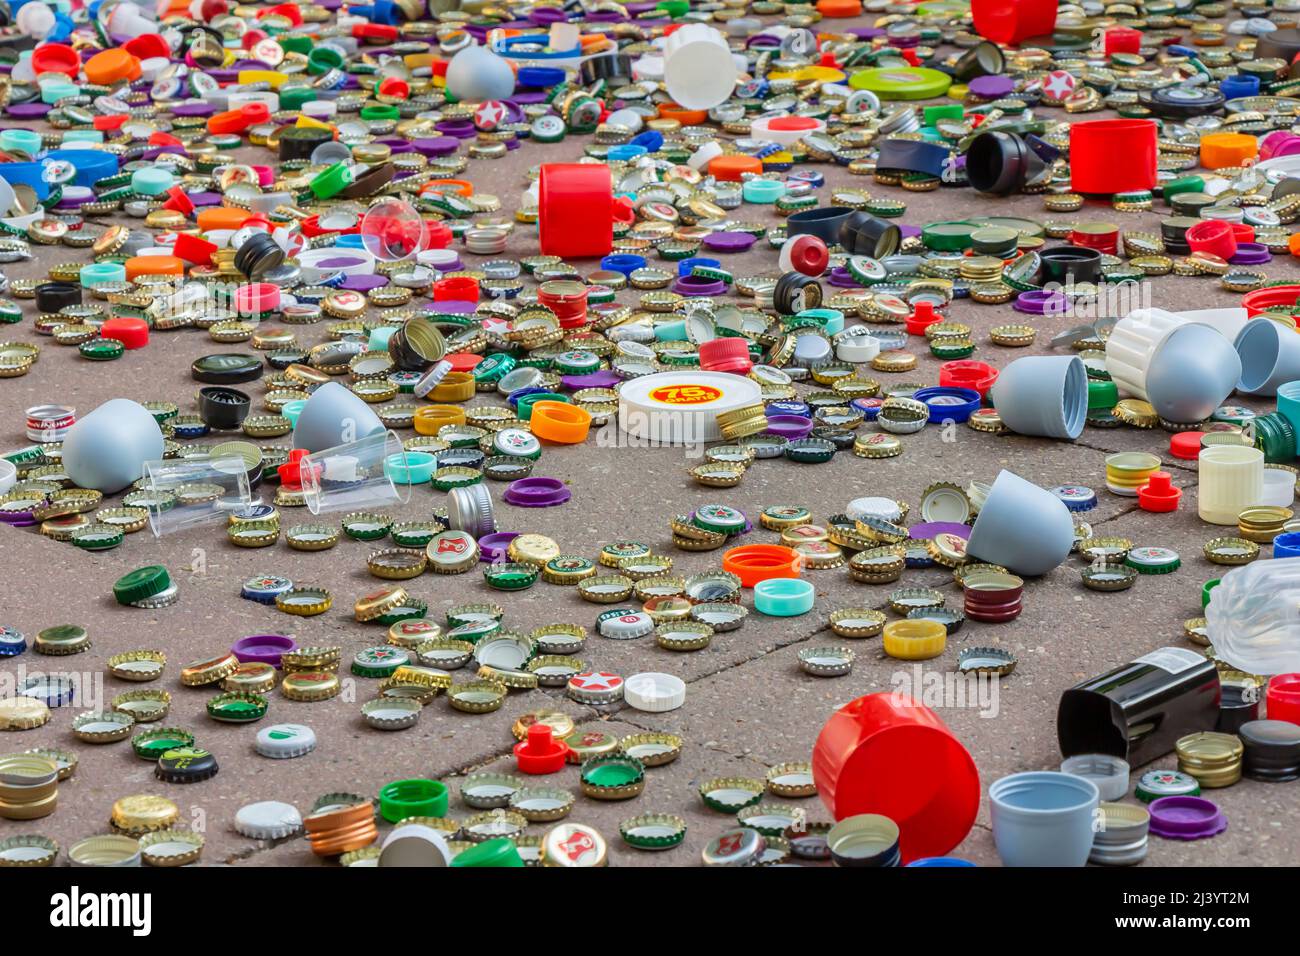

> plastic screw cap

[
  {"left": 100, "top": 317, "right": 149, "bottom": 350},
  {"left": 624, "top": 672, "right": 687, "bottom": 712},
  {"left": 514, "top": 723, "right": 569, "bottom": 774},
  {"left": 905, "top": 301, "right": 942, "bottom": 336},
  {"left": 1137, "top": 471, "right": 1181, "bottom": 512}
]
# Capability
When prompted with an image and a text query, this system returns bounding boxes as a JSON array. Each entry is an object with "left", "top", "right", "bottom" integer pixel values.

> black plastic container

[{"left": 1057, "top": 647, "right": 1220, "bottom": 765}]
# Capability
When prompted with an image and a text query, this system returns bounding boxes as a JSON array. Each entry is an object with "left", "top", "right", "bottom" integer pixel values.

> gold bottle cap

[
  {"left": 354, "top": 584, "right": 410, "bottom": 622},
  {"left": 223, "top": 661, "right": 278, "bottom": 694},
  {"left": 138, "top": 829, "right": 205, "bottom": 867},
  {"left": 180, "top": 652, "right": 239, "bottom": 686},
  {"left": 111, "top": 794, "right": 180, "bottom": 834},
  {"left": 0, "top": 698, "right": 51, "bottom": 730},
  {"left": 280, "top": 671, "right": 342, "bottom": 702},
  {"left": 507, "top": 533, "right": 562, "bottom": 566}
]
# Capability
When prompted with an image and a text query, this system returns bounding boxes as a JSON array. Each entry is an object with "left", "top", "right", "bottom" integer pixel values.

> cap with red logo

[
  {"left": 542, "top": 822, "right": 608, "bottom": 866},
  {"left": 426, "top": 530, "right": 479, "bottom": 573}
]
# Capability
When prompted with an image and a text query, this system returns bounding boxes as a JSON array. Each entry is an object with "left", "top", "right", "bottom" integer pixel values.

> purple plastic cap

[
  {"left": 764, "top": 414, "right": 815, "bottom": 441},
  {"left": 477, "top": 531, "right": 520, "bottom": 563},
  {"left": 702, "top": 231, "right": 757, "bottom": 252},
  {"left": 907, "top": 522, "right": 971, "bottom": 541},
  {"left": 503, "top": 477, "right": 572, "bottom": 508},
  {"left": 1148, "top": 796, "right": 1227, "bottom": 841},
  {"left": 969, "top": 75, "right": 1015, "bottom": 99},
  {"left": 230, "top": 634, "right": 297, "bottom": 668},
  {"left": 560, "top": 370, "right": 621, "bottom": 390}
]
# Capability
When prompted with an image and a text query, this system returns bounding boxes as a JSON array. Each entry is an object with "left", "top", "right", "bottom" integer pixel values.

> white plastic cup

[
  {"left": 1197, "top": 444, "right": 1264, "bottom": 525},
  {"left": 1235, "top": 317, "right": 1300, "bottom": 396},
  {"left": 299, "top": 430, "right": 411, "bottom": 515},
  {"left": 141, "top": 455, "right": 252, "bottom": 537},
  {"left": 663, "top": 24, "right": 738, "bottom": 110}
]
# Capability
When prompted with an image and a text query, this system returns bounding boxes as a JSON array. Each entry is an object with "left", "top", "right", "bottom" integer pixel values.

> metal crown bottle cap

[
  {"left": 255, "top": 723, "right": 317, "bottom": 759},
  {"left": 235, "top": 801, "right": 304, "bottom": 840}
]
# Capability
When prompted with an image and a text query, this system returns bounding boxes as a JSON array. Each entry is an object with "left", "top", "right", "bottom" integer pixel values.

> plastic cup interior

[
  {"left": 141, "top": 455, "right": 252, "bottom": 538},
  {"left": 299, "top": 430, "right": 411, "bottom": 515}
]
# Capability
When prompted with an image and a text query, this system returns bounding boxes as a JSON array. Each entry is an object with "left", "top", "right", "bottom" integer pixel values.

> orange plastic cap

[
  {"left": 124, "top": 255, "right": 184, "bottom": 280},
  {"left": 709, "top": 154, "right": 764, "bottom": 181},
  {"left": 529, "top": 401, "right": 592, "bottom": 444},
  {"left": 1200, "top": 132, "right": 1258, "bottom": 169}
]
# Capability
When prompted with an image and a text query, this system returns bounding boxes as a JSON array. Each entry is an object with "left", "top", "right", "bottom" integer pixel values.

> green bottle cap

[
  {"left": 206, "top": 693, "right": 269, "bottom": 723},
  {"left": 113, "top": 566, "right": 172, "bottom": 606},
  {"left": 450, "top": 837, "right": 524, "bottom": 868}
]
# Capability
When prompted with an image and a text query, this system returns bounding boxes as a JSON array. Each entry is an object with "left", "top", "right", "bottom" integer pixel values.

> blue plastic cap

[
  {"left": 677, "top": 256, "right": 720, "bottom": 277},
  {"left": 630, "top": 130, "right": 664, "bottom": 152},
  {"left": 49, "top": 10, "right": 74, "bottom": 42},
  {"left": 1221, "top": 75, "right": 1260, "bottom": 99},
  {"left": 517, "top": 66, "right": 565, "bottom": 88}
]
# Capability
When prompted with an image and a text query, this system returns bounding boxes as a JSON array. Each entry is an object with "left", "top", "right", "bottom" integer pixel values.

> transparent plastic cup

[
  {"left": 360, "top": 199, "right": 428, "bottom": 262},
  {"left": 299, "top": 430, "right": 412, "bottom": 515},
  {"left": 141, "top": 455, "right": 252, "bottom": 537}
]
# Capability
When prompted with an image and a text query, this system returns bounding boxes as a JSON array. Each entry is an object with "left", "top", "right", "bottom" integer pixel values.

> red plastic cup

[
  {"left": 971, "top": 0, "right": 1057, "bottom": 46},
  {"left": 1267, "top": 674, "right": 1300, "bottom": 726},
  {"left": 698, "top": 337, "right": 753, "bottom": 374},
  {"left": 939, "top": 359, "right": 998, "bottom": 398},
  {"left": 1069, "top": 119, "right": 1158, "bottom": 194},
  {"left": 537, "top": 163, "right": 635, "bottom": 259},
  {"left": 813, "top": 692, "right": 980, "bottom": 863},
  {"left": 1186, "top": 220, "right": 1238, "bottom": 261}
]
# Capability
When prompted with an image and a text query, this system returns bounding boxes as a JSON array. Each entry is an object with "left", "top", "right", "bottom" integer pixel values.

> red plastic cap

[
  {"left": 1137, "top": 471, "right": 1181, "bottom": 512},
  {"left": 1186, "top": 219, "right": 1238, "bottom": 261},
  {"left": 100, "top": 317, "right": 149, "bottom": 350},
  {"left": 124, "top": 33, "right": 171, "bottom": 60},
  {"left": 513, "top": 724, "right": 568, "bottom": 774},
  {"left": 1104, "top": 27, "right": 1142, "bottom": 55},
  {"left": 1169, "top": 431, "right": 1204, "bottom": 460},
  {"left": 784, "top": 234, "right": 829, "bottom": 277},
  {"left": 432, "top": 275, "right": 479, "bottom": 303},
  {"left": 30, "top": 43, "right": 81, "bottom": 78},
  {"left": 971, "top": 0, "right": 1057, "bottom": 46},
  {"left": 443, "top": 353, "right": 483, "bottom": 373},
  {"left": 698, "top": 337, "right": 753, "bottom": 374},
  {"left": 1266, "top": 674, "right": 1300, "bottom": 726},
  {"left": 163, "top": 186, "right": 195, "bottom": 217},
  {"left": 939, "top": 359, "right": 998, "bottom": 397},
  {"left": 813, "top": 693, "right": 979, "bottom": 864},
  {"left": 905, "top": 301, "right": 942, "bottom": 336}
]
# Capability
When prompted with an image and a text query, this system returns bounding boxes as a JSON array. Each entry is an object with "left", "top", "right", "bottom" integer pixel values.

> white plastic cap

[
  {"left": 663, "top": 24, "right": 736, "bottom": 111},
  {"left": 624, "top": 672, "right": 686, "bottom": 712},
  {"left": 688, "top": 140, "right": 723, "bottom": 171},
  {"left": 380, "top": 824, "right": 451, "bottom": 867},
  {"left": 17, "top": 3, "right": 56, "bottom": 39}
]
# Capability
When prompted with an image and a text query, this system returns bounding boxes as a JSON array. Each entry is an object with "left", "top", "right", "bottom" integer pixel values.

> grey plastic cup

[
  {"left": 987, "top": 355, "right": 1087, "bottom": 439},
  {"left": 292, "top": 381, "right": 386, "bottom": 453},
  {"left": 1234, "top": 319, "right": 1300, "bottom": 396},
  {"left": 965, "top": 469, "right": 1075, "bottom": 576},
  {"left": 61, "top": 398, "right": 165, "bottom": 493},
  {"left": 1144, "top": 323, "right": 1241, "bottom": 423},
  {"left": 989, "top": 770, "right": 1100, "bottom": 867}
]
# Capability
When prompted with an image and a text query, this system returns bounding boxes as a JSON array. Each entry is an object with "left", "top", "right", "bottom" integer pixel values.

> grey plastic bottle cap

[
  {"left": 255, "top": 723, "right": 317, "bottom": 759},
  {"left": 311, "top": 141, "right": 353, "bottom": 166}
]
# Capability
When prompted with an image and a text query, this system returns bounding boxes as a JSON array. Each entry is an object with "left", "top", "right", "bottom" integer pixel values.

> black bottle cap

[
  {"left": 838, "top": 211, "right": 900, "bottom": 258},
  {"left": 1239, "top": 719, "right": 1300, "bottom": 781},
  {"left": 198, "top": 386, "right": 252, "bottom": 430},
  {"left": 951, "top": 40, "right": 1005, "bottom": 82},
  {"left": 773, "top": 271, "right": 823, "bottom": 314},
  {"left": 966, "top": 131, "right": 1045, "bottom": 195},
  {"left": 268, "top": 349, "right": 309, "bottom": 370},
  {"left": 35, "top": 281, "right": 82, "bottom": 315},
  {"left": 435, "top": 447, "right": 486, "bottom": 471},
  {"left": 279, "top": 125, "right": 333, "bottom": 163},
  {"left": 155, "top": 747, "right": 219, "bottom": 784},
  {"left": 786, "top": 206, "right": 853, "bottom": 246},
  {"left": 1216, "top": 681, "right": 1260, "bottom": 734},
  {"left": 1040, "top": 245, "right": 1103, "bottom": 285},
  {"left": 191, "top": 353, "right": 264, "bottom": 384},
  {"left": 1170, "top": 192, "right": 1216, "bottom": 218},
  {"left": 233, "top": 231, "right": 285, "bottom": 279}
]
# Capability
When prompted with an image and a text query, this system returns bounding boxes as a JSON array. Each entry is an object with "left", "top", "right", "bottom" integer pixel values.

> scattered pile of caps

[{"left": 7, "top": 0, "right": 1300, "bottom": 868}]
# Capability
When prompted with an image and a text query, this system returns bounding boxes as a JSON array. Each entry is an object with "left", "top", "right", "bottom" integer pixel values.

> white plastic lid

[
  {"left": 379, "top": 824, "right": 451, "bottom": 867},
  {"left": 624, "top": 672, "right": 686, "bottom": 712}
]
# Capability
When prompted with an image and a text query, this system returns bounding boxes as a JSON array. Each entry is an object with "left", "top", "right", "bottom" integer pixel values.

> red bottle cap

[
  {"left": 443, "top": 353, "right": 483, "bottom": 373},
  {"left": 1169, "top": 432, "right": 1203, "bottom": 460},
  {"left": 1104, "top": 27, "right": 1142, "bottom": 55},
  {"left": 1186, "top": 219, "right": 1238, "bottom": 261},
  {"left": 93, "top": 114, "right": 129, "bottom": 132},
  {"left": 513, "top": 724, "right": 569, "bottom": 774},
  {"left": 432, "top": 275, "right": 479, "bottom": 303},
  {"left": 162, "top": 185, "right": 196, "bottom": 216},
  {"left": 100, "top": 317, "right": 149, "bottom": 350},
  {"left": 172, "top": 232, "right": 216, "bottom": 265},
  {"left": 1137, "top": 471, "right": 1181, "bottom": 512},
  {"left": 698, "top": 337, "right": 753, "bottom": 374},
  {"left": 1069, "top": 118, "right": 1158, "bottom": 195},
  {"left": 124, "top": 33, "right": 172, "bottom": 60}
]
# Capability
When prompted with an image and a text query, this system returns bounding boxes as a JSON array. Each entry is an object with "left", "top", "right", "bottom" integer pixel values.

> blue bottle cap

[
  {"left": 0, "top": 625, "right": 26, "bottom": 657},
  {"left": 18, "top": 674, "right": 76, "bottom": 707},
  {"left": 1050, "top": 484, "right": 1098, "bottom": 512},
  {"left": 241, "top": 574, "right": 294, "bottom": 604}
]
